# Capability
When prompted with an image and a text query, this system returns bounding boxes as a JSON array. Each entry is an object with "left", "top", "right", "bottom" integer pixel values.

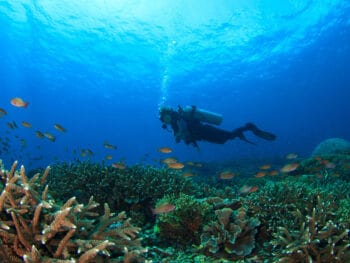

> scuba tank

[{"left": 182, "top": 105, "right": 223, "bottom": 126}]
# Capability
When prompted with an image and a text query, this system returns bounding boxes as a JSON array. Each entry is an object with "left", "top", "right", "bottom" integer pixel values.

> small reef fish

[
  {"left": 21, "top": 121, "right": 32, "bottom": 128},
  {"left": 104, "top": 142, "right": 117, "bottom": 150},
  {"left": 255, "top": 171, "right": 267, "bottom": 178},
  {"left": 182, "top": 171, "right": 196, "bottom": 178},
  {"left": 259, "top": 164, "right": 271, "bottom": 170},
  {"left": 219, "top": 170, "right": 235, "bottom": 180},
  {"left": 105, "top": 155, "right": 113, "bottom": 160},
  {"left": 35, "top": 131, "right": 45, "bottom": 139},
  {"left": 10, "top": 97, "right": 29, "bottom": 108},
  {"left": 161, "top": 157, "right": 177, "bottom": 164},
  {"left": 286, "top": 153, "right": 298, "bottom": 160},
  {"left": 151, "top": 203, "right": 176, "bottom": 214},
  {"left": 167, "top": 162, "right": 184, "bottom": 169},
  {"left": 280, "top": 163, "right": 299, "bottom": 173},
  {"left": 43, "top": 132, "right": 56, "bottom": 142},
  {"left": 158, "top": 147, "right": 172, "bottom": 153},
  {"left": 54, "top": 123, "right": 67, "bottom": 132},
  {"left": 6, "top": 122, "right": 15, "bottom": 129},
  {"left": 268, "top": 170, "right": 279, "bottom": 176},
  {"left": 112, "top": 162, "right": 126, "bottom": 170},
  {"left": 0, "top": 108, "right": 7, "bottom": 116},
  {"left": 239, "top": 185, "right": 258, "bottom": 194}
]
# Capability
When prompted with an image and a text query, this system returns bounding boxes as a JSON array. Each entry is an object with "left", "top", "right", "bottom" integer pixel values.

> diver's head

[{"left": 159, "top": 106, "right": 174, "bottom": 127}]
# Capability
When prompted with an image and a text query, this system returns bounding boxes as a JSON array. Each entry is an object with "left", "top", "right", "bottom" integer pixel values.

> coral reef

[
  {"left": 0, "top": 161, "right": 145, "bottom": 262},
  {"left": 199, "top": 206, "right": 260, "bottom": 259},
  {"left": 299, "top": 154, "right": 350, "bottom": 180},
  {"left": 155, "top": 193, "right": 213, "bottom": 246},
  {"left": 271, "top": 195, "right": 350, "bottom": 262},
  {"left": 312, "top": 137, "right": 350, "bottom": 156},
  {"left": 47, "top": 162, "right": 200, "bottom": 214},
  {"left": 245, "top": 176, "right": 350, "bottom": 261}
]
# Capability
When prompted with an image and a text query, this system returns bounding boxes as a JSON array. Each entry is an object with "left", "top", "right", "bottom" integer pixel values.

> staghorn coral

[
  {"left": 0, "top": 161, "right": 145, "bottom": 262},
  {"left": 199, "top": 206, "right": 260, "bottom": 260},
  {"left": 271, "top": 195, "right": 350, "bottom": 262}
]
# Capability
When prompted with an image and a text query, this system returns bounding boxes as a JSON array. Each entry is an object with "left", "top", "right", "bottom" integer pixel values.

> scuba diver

[{"left": 159, "top": 105, "right": 276, "bottom": 148}]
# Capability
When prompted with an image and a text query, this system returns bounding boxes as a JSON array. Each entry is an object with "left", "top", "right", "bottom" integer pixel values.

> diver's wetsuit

[{"left": 161, "top": 106, "right": 276, "bottom": 148}]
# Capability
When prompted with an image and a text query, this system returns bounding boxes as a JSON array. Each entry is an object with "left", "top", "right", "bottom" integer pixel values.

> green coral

[
  {"left": 47, "top": 162, "right": 200, "bottom": 214},
  {"left": 156, "top": 193, "right": 214, "bottom": 246}
]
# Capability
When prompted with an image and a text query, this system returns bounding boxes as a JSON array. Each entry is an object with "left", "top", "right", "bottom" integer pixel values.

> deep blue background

[{"left": 0, "top": 1, "right": 349, "bottom": 168}]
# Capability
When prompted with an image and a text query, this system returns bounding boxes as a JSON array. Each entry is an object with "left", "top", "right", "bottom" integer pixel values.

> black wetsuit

[{"left": 162, "top": 107, "right": 276, "bottom": 148}]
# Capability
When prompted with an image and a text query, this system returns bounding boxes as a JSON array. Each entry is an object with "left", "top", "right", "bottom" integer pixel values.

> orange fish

[
  {"left": 280, "top": 163, "right": 299, "bottom": 173},
  {"left": 268, "top": 170, "right": 279, "bottom": 176},
  {"left": 54, "top": 123, "right": 66, "bottom": 132},
  {"left": 248, "top": 186, "right": 259, "bottom": 193},
  {"left": 10, "top": 97, "right": 29, "bottom": 108},
  {"left": 259, "top": 164, "right": 271, "bottom": 170},
  {"left": 21, "top": 121, "right": 32, "bottom": 128},
  {"left": 167, "top": 162, "right": 184, "bottom": 169},
  {"left": 158, "top": 147, "right": 172, "bottom": 154},
  {"left": 182, "top": 171, "right": 195, "bottom": 178},
  {"left": 286, "top": 153, "right": 298, "bottom": 159},
  {"left": 255, "top": 171, "right": 267, "bottom": 178},
  {"left": 219, "top": 170, "right": 235, "bottom": 180},
  {"left": 151, "top": 203, "right": 176, "bottom": 214}
]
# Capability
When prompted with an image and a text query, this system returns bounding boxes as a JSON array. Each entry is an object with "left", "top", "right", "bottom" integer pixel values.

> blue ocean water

[{"left": 0, "top": 0, "right": 349, "bottom": 168}]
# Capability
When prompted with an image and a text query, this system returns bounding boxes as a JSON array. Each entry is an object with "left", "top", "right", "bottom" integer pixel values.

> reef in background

[{"left": 1, "top": 151, "right": 350, "bottom": 262}]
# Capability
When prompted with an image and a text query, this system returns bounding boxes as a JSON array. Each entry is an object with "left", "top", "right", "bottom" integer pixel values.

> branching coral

[
  {"left": 0, "top": 161, "right": 145, "bottom": 262},
  {"left": 271, "top": 195, "right": 350, "bottom": 262},
  {"left": 200, "top": 206, "right": 260, "bottom": 259}
]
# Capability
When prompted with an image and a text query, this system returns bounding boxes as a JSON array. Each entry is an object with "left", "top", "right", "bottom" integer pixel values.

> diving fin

[{"left": 245, "top": 123, "right": 276, "bottom": 141}]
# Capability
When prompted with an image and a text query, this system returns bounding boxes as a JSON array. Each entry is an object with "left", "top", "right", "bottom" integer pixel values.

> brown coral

[
  {"left": 200, "top": 206, "right": 260, "bottom": 259},
  {"left": 271, "top": 195, "right": 350, "bottom": 262},
  {"left": 0, "top": 161, "right": 145, "bottom": 262}
]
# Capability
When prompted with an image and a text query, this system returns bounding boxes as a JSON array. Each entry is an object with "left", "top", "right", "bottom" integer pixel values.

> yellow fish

[
  {"left": 21, "top": 121, "right": 32, "bottom": 128},
  {"left": 54, "top": 123, "right": 66, "bottom": 132}
]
